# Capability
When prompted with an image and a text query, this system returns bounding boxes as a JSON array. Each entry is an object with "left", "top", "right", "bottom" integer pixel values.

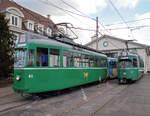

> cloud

[
  {"left": 112, "top": 0, "right": 139, "bottom": 9},
  {"left": 76, "top": 0, "right": 107, "bottom": 14}
]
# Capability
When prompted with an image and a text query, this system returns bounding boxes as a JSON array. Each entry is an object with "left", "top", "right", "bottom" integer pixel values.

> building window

[
  {"left": 47, "top": 28, "right": 52, "bottom": 36},
  {"left": 29, "top": 22, "right": 34, "bottom": 31},
  {"left": 37, "top": 24, "right": 44, "bottom": 33},
  {"left": 11, "top": 15, "right": 19, "bottom": 27}
]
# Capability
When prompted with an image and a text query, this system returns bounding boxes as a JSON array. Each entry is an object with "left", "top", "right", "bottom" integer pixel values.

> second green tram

[
  {"left": 14, "top": 32, "right": 107, "bottom": 94},
  {"left": 118, "top": 51, "right": 144, "bottom": 83}
]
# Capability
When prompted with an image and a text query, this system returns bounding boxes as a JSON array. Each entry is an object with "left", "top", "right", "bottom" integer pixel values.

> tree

[{"left": 0, "top": 13, "right": 14, "bottom": 80}]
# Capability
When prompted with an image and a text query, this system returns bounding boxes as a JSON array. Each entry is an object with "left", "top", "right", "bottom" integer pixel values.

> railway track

[
  {"left": 90, "top": 84, "right": 129, "bottom": 116},
  {"left": 58, "top": 82, "right": 129, "bottom": 116},
  {"left": 0, "top": 93, "right": 16, "bottom": 99},
  {"left": 0, "top": 93, "right": 34, "bottom": 115},
  {"left": 0, "top": 80, "right": 130, "bottom": 116},
  {"left": 0, "top": 101, "right": 32, "bottom": 114}
]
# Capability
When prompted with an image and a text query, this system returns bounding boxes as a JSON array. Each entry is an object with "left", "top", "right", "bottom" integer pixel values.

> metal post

[{"left": 96, "top": 17, "right": 99, "bottom": 50}]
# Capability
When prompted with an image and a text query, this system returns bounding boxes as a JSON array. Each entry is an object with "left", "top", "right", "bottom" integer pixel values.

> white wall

[{"left": 87, "top": 36, "right": 149, "bottom": 73}]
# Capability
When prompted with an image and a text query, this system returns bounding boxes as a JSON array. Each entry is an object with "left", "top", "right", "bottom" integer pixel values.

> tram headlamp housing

[
  {"left": 16, "top": 75, "right": 20, "bottom": 81},
  {"left": 123, "top": 72, "right": 126, "bottom": 75}
]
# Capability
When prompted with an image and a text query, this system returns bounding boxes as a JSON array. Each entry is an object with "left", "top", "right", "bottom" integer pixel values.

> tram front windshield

[
  {"left": 14, "top": 49, "right": 26, "bottom": 67},
  {"left": 119, "top": 59, "right": 132, "bottom": 68}
]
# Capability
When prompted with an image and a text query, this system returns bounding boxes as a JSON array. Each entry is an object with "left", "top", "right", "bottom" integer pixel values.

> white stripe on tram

[{"left": 14, "top": 67, "right": 107, "bottom": 70}]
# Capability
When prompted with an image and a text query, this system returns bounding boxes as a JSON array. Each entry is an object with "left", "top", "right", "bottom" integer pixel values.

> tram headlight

[
  {"left": 16, "top": 75, "right": 20, "bottom": 81},
  {"left": 123, "top": 72, "right": 126, "bottom": 75}
]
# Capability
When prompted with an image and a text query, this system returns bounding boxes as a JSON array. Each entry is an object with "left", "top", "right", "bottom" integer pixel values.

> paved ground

[{"left": 0, "top": 74, "right": 150, "bottom": 116}]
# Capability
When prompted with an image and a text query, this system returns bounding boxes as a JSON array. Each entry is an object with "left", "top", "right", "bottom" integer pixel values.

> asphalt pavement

[{"left": 0, "top": 74, "right": 150, "bottom": 116}]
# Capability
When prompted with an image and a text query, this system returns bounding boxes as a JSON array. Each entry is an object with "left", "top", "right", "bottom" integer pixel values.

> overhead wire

[
  {"left": 18, "top": 0, "right": 122, "bottom": 41},
  {"left": 40, "top": 0, "right": 95, "bottom": 19},
  {"left": 43, "top": 0, "right": 110, "bottom": 36},
  {"left": 59, "top": 0, "right": 98, "bottom": 30},
  {"left": 106, "top": 24, "right": 150, "bottom": 30},
  {"left": 59, "top": 0, "right": 95, "bottom": 20},
  {"left": 40, "top": 0, "right": 101, "bottom": 34},
  {"left": 108, "top": 0, "right": 134, "bottom": 39},
  {"left": 105, "top": 17, "right": 150, "bottom": 26}
]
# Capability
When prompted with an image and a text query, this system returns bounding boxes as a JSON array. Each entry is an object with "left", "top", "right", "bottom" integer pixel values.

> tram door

[{"left": 108, "top": 59, "right": 118, "bottom": 79}]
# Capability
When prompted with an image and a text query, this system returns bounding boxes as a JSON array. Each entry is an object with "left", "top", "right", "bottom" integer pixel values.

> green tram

[
  {"left": 118, "top": 51, "right": 144, "bottom": 84},
  {"left": 14, "top": 32, "right": 107, "bottom": 94}
]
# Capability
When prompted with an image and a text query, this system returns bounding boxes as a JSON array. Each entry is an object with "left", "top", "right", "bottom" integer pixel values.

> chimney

[{"left": 47, "top": 14, "right": 51, "bottom": 19}]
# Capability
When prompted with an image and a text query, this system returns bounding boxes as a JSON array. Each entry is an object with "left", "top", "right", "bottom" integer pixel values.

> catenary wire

[{"left": 108, "top": 0, "right": 134, "bottom": 39}]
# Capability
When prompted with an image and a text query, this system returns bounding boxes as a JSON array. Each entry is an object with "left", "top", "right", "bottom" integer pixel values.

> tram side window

[
  {"left": 95, "top": 57, "right": 101, "bottom": 67},
  {"left": 27, "top": 50, "right": 34, "bottom": 67},
  {"left": 37, "top": 48, "right": 48, "bottom": 67},
  {"left": 140, "top": 60, "right": 144, "bottom": 68},
  {"left": 63, "top": 51, "right": 73, "bottom": 67},
  {"left": 82, "top": 55, "right": 89, "bottom": 67},
  {"left": 89, "top": 56, "right": 95, "bottom": 67},
  {"left": 50, "top": 49, "right": 60, "bottom": 67},
  {"left": 100, "top": 58, "right": 107, "bottom": 67},
  {"left": 74, "top": 53, "right": 81, "bottom": 67},
  {"left": 139, "top": 57, "right": 144, "bottom": 68},
  {"left": 133, "top": 58, "right": 137, "bottom": 67}
]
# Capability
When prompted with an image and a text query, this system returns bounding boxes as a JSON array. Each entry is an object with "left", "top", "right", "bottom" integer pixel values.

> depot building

[{"left": 86, "top": 35, "right": 150, "bottom": 73}]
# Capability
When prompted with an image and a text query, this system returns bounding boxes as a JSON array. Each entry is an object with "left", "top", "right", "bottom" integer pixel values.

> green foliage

[{"left": 0, "top": 13, "right": 14, "bottom": 79}]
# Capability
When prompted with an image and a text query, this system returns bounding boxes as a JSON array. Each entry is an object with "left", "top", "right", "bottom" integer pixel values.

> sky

[{"left": 14, "top": 0, "right": 150, "bottom": 46}]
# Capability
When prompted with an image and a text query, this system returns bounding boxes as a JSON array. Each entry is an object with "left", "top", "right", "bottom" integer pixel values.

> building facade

[
  {"left": 86, "top": 35, "right": 150, "bottom": 73},
  {"left": 0, "top": 0, "right": 55, "bottom": 43}
]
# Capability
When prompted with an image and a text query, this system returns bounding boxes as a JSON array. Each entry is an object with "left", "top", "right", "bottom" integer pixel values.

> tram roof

[{"left": 17, "top": 32, "right": 107, "bottom": 57}]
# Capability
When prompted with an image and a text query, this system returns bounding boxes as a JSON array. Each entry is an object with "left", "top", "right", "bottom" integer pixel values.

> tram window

[
  {"left": 82, "top": 55, "right": 89, "bottom": 67},
  {"left": 63, "top": 51, "right": 73, "bottom": 67},
  {"left": 27, "top": 50, "right": 34, "bottom": 67},
  {"left": 100, "top": 58, "right": 107, "bottom": 67},
  {"left": 89, "top": 56, "right": 95, "bottom": 67},
  {"left": 74, "top": 53, "right": 81, "bottom": 67},
  {"left": 103, "top": 59, "right": 107, "bottom": 67},
  {"left": 119, "top": 60, "right": 132, "bottom": 68},
  {"left": 14, "top": 49, "right": 26, "bottom": 67},
  {"left": 133, "top": 58, "right": 137, "bottom": 67},
  {"left": 139, "top": 58, "right": 144, "bottom": 68},
  {"left": 37, "top": 48, "right": 48, "bottom": 67},
  {"left": 95, "top": 57, "right": 101, "bottom": 67},
  {"left": 50, "top": 49, "right": 60, "bottom": 67}
]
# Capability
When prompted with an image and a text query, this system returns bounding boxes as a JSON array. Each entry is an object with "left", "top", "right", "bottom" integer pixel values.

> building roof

[
  {"left": 86, "top": 34, "right": 150, "bottom": 48},
  {"left": 0, "top": 0, "right": 55, "bottom": 28}
]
